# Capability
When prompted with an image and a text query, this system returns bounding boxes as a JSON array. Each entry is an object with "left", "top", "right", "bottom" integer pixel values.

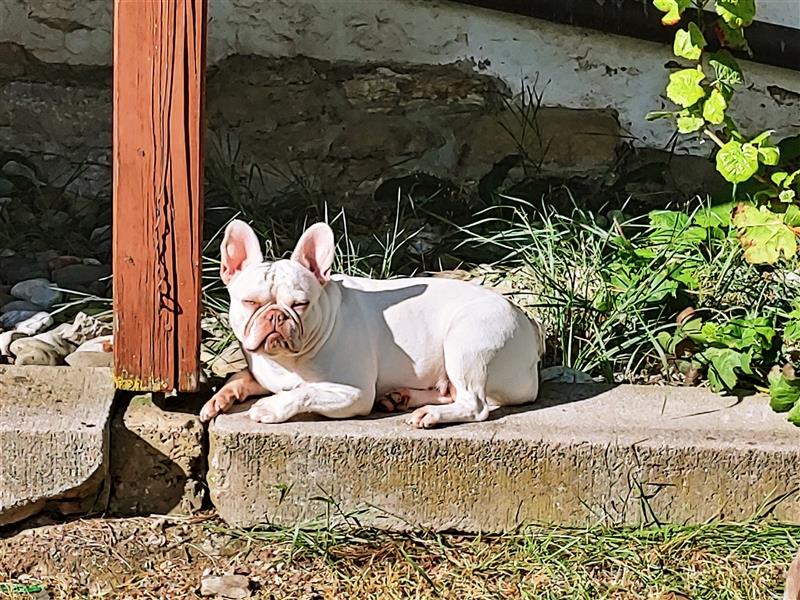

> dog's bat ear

[
  {"left": 220, "top": 220, "right": 263, "bottom": 285},
  {"left": 291, "top": 223, "right": 335, "bottom": 284},
  {"left": 786, "top": 549, "right": 800, "bottom": 600}
]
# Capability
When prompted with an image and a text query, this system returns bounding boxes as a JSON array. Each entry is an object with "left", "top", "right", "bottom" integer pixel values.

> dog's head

[{"left": 219, "top": 220, "right": 336, "bottom": 357}]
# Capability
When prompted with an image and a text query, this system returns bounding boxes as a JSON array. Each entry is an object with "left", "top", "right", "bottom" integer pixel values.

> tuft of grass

[
  {"left": 208, "top": 517, "right": 800, "bottom": 599},
  {"left": 458, "top": 196, "right": 794, "bottom": 384}
]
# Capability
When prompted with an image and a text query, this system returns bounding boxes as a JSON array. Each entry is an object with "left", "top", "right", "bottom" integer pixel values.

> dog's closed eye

[{"left": 242, "top": 299, "right": 259, "bottom": 308}]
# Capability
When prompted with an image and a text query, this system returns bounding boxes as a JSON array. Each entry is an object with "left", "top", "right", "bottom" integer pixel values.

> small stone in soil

[
  {"left": 10, "top": 278, "right": 61, "bottom": 308},
  {"left": 0, "top": 330, "right": 24, "bottom": 356},
  {"left": 47, "top": 255, "right": 82, "bottom": 272},
  {"left": 2, "top": 300, "right": 42, "bottom": 313},
  {"left": 200, "top": 574, "right": 251, "bottom": 598},
  {"left": 0, "top": 255, "right": 48, "bottom": 285},
  {"left": 12, "top": 311, "right": 53, "bottom": 335},
  {"left": 52, "top": 264, "right": 111, "bottom": 290},
  {"left": 65, "top": 350, "right": 112, "bottom": 368},
  {"left": 1, "top": 309, "right": 40, "bottom": 328}
]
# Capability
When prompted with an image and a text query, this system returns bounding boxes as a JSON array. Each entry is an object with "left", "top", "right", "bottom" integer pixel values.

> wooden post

[{"left": 112, "top": 0, "right": 207, "bottom": 392}]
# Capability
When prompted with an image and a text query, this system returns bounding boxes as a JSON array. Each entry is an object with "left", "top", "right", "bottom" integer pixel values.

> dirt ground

[{"left": 0, "top": 512, "right": 796, "bottom": 599}]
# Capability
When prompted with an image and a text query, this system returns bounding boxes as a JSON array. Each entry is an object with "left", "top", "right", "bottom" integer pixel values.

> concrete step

[
  {"left": 0, "top": 366, "right": 115, "bottom": 526},
  {"left": 208, "top": 383, "right": 800, "bottom": 531}
]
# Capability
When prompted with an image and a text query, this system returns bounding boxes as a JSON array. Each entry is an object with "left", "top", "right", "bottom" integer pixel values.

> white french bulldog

[{"left": 199, "top": 220, "right": 545, "bottom": 428}]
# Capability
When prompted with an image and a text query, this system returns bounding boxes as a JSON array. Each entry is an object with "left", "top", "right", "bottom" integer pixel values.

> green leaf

[
  {"left": 768, "top": 368, "right": 800, "bottom": 412},
  {"left": 646, "top": 111, "right": 676, "bottom": 121},
  {"left": 702, "top": 89, "right": 727, "bottom": 124},
  {"left": 787, "top": 401, "right": 800, "bottom": 426},
  {"left": 784, "top": 321, "right": 800, "bottom": 343},
  {"left": 714, "top": 19, "right": 751, "bottom": 52},
  {"left": 758, "top": 147, "right": 780, "bottom": 166},
  {"left": 695, "top": 203, "right": 733, "bottom": 228},
  {"left": 674, "top": 23, "right": 707, "bottom": 60},
  {"left": 715, "top": 0, "right": 756, "bottom": 28},
  {"left": 649, "top": 210, "right": 689, "bottom": 231},
  {"left": 732, "top": 204, "right": 797, "bottom": 264},
  {"left": 715, "top": 140, "right": 759, "bottom": 183},
  {"left": 709, "top": 51, "right": 744, "bottom": 87},
  {"left": 786, "top": 169, "right": 800, "bottom": 189},
  {"left": 750, "top": 131, "right": 780, "bottom": 166},
  {"left": 750, "top": 130, "right": 774, "bottom": 146},
  {"left": 784, "top": 204, "right": 800, "bottom": 227},
  {"left": 654, "top": 0, "right": 692, "bottom": 25},
  {"left": 700, "top": 347, "right": 749, "bottom": 391},
  {"left": 772, "top": 171, "right": 789, "bottom": 186},
  {"left": 677, "top": 115, "right": 705, "bottom": 133},
  {"left": 667, "top": 68, "right": 706, "bottom": 108},
  {"left": 780, "top": 189, "right": 796, "bottom": 203}
]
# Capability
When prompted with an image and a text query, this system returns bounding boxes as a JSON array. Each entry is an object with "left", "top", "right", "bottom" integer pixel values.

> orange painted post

[{"left": 112, "top": 0, "right": 207, "bottom": 392}]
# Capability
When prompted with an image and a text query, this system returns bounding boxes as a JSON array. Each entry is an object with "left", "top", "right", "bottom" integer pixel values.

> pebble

[
  {"left": 1, "top": 310, "right": 40, "bottom": 328},
  {"left": 200, "top": 574, "right": 251, "bottom": 598},
  {"left": 60, "top": 312, "right": 113, "bottom": 345},
  {"left": 52, "top": 263, "right": 111, "bottom": 289},
  {"left": 2, "top": 300, "right": 42, "bottom": 313},
  {"left": 13, "top": 312, "right": 53, "bottom": 335},
  {"left": 1, "top": 160, "right": 41, "bottom": 184},
  {"left": 64, "top": 334, "right": 113, "bottom": 367},
  {"left": 10, "top": 278, "right": 62, "bottom": 308},
  {"left": 65, "top": 350, "right": 112, "bottom": 367},
  {"left": 0, "top": 330, "right": 24, "bottom": 356},
  {"left": 10, "top": 337, "right": 63, "bottom": 366},
  {"left": 47, "top": 255, "right": 82, "bottom": 272},
  {"left": 0, "top": 254, "right": 48, "bottom": 285},
  {"left": 0, "top": 177, "right": 13, "bottom": 195}
]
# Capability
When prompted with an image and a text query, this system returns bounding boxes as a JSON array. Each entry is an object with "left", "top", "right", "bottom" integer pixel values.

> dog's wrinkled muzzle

[{"left": 243, "top": 305, "right": 299, "bottom": 353}]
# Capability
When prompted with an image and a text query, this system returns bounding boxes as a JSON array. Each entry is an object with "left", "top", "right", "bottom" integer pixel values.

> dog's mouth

[{"left": 243, "top": 304, "right": 303, "bottom": 354}]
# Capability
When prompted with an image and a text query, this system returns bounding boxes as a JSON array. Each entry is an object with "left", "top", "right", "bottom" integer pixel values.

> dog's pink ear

[
  {"left": 785, "top": 549, "right": 800, "bottom": 600},
  {"left": 220, "top": 220, "right": 263, "bottom": 285},
  {"left": 291, "top": 223, "right": 335, "bottom": 284}
]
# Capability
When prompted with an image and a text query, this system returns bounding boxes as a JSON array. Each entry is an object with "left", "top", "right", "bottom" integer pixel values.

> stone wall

[{"left": 1, "top": 0, "right": 799, "bottom": 217}]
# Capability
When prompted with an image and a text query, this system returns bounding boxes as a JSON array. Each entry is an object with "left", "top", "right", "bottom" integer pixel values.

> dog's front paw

[
  {"left": 248, "top": 398, "right": 291, "bottom": 424},
  {"left": 200, "top": 389, "right": 236, "bottom": 422},
  {"left": 407, "top": 405, "right": 440, "bottom": 429}
]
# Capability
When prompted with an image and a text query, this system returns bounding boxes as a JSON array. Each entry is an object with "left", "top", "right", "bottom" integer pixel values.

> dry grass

[{"left": 0, "top": 513, "right": 797, "bottom": 599}]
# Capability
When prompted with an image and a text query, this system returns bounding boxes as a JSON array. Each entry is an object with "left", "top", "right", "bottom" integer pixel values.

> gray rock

[
  {"left": 10, "top": 278, "right": 62, "bottom": 308},
  {"left": 65, "top": 350, "right": 112, "bottom": 368},
  {"left": 200, "top": 574, "right": 250, "bottom": 598},
  {"left": 65, "top": 335, "right": 113, "bottom": 368},
  {"left": 1, "top": 310, "right": 40, "bottom": 328},
  {"left": 0, "top": 255, "right": 47, "bottom": 285},
  {"left": 0, "top": 177, "right": 13, "bottom": 195},
  {"left": 52, "top": 264, "right": 111, "bottom": 291},
  {"left": 10, "top": 337, "right": 63, "bottom": 366},
  {"left": 60, "top": 313, "right": 112, "bottom": 346},
  {"left": 0, "top": 249, "right": 14, "bottom": 258},
  {"left": 1, "top": 160, "right": 42, "bottom": 185},
  {"left": 13, "top": 312, "right": 53, "bottom": 335},
  {"left": 0, "top": 331, "right": 24, "bottom": 356},
  {"left": 0, "top": 197, "right": 11, "bottom": 207},
  {"left": 2, "top": 300, "right": 43, "bottom": 313}
]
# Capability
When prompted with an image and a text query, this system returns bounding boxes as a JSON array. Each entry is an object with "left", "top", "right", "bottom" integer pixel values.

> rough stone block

[
  {"left": 0, "top": 366, "right": 114, "bottom": 526},
  {"left": 208, "top": 384, "right": 800, "bottom": 531},
  {"left": 109, "top": 393, "right": 206, "bottom": 516}
]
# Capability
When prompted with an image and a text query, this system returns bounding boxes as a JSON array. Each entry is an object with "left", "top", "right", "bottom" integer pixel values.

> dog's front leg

[
  {"left": 200, "top": 368, "right": 270, "bottom": 422},
  {"left": 248, "top": 382, "right": 373, "bottom": 424}
]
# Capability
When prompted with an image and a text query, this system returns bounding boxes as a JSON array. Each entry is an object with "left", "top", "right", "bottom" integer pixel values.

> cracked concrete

[
  {"left": 208, "top": 383, "right": 800, "bottom": 531},
  {"left": 0, "top": 366, "right": 114, "bottom": 526}
]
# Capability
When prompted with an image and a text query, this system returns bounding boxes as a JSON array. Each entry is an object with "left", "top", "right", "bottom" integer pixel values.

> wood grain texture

[{"left": 112, "top": 0, "right": 207, "bottom": 392}]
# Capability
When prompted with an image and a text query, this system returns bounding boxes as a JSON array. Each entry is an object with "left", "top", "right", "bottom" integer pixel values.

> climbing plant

[{"left": 649, "top": 0, "right": 800, "bottom": 264}]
